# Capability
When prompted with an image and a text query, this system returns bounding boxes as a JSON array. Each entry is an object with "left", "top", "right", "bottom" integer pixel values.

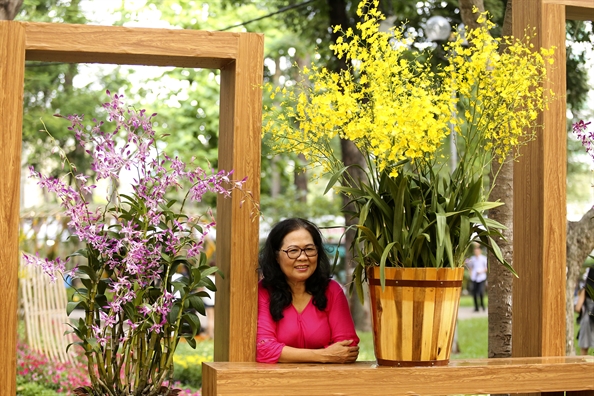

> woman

[
  {"left": 256, "top": 218, "right": 360, "bottom": 363},
  {"left": 575, "top": 266, "right": 594, "bottom": 355}
]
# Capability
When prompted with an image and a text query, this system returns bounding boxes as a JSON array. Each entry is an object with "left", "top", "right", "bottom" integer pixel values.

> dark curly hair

[{"left": 259, "top": 218, "right": 331, "bottom": 322}]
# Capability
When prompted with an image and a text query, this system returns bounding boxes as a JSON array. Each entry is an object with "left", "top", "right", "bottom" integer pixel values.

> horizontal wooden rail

[
  {"left": 23, "top": 22, "right": 240, "bottom": 68},
  {"left": 203, "top": 356, "right": 594, "bottom": 396}
]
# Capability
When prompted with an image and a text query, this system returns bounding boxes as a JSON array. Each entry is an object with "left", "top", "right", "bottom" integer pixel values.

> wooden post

[
  {"left": 0, "top": 21, "right": 26, "bottom": 396},
  {"left": 512, "top": 0, "right": 567, "bottom": 361},
  {"left": 215, "top": 32, "right": 263, "bottom": 362},
  {"left": 0, "top": 22, "right": 263, "bottom": 390}
]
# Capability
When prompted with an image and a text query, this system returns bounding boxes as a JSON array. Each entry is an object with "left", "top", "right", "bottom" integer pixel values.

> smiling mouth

[{"left": 295, "top": 265, "right": 309, "bottom": 270}]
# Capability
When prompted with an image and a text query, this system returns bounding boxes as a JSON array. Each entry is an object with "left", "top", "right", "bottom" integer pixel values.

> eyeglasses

[{"left": 280, "top": 247, "right": 318, "bottom": 259}]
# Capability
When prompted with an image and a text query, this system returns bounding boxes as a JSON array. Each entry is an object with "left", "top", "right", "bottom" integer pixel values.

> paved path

[{"left": 458, "top": 305, "right": 488, "bottom": 320}]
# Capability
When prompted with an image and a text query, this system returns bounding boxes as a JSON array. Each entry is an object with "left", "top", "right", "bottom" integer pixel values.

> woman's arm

[
  {"left": 278, "top": 340, "right": 359, "bottom": 363},
  {"left": 575, "top": 288, "right": 586, "bottom": 313},
  {"left": 327, "top": 280, "right": 360, "bottom": 347},
  {"left": 256, "top": 285, "right": 286, "bottom": 363}
]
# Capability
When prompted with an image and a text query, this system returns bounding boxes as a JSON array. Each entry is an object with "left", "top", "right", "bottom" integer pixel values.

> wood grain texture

[
  {"left": 512, "top": 1, "right": 567, "bottom": 360},
  {"left": 0, "top": 21, "right": 26, "bottom": 396},
  {"left": 565, "top": 6, "right": 594, "bottom": 20},
  {"left": 202, "top": 356, "right": 594, "bottom": 396},
  {"left": 214, "top": 32, "right": 263, "bottom": 362},
  {"left": 24, "top": 22, "right": 239, "bottom": 68},
  {"left": 367, "top": 267, "right": 463, "bottom": 365},
  {"left": 543, "top": 0, "right": 594, "bottom": 7}
]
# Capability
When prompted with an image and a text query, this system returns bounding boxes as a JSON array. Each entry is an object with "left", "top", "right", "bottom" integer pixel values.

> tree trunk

[
  {"left": 487, "top": 0, "right": 515, "bottom": 364},
  {"left": 327, "top": 0, "right": 371, "bottom": 331},
  {"left": 459, "top": 0, "right": 485, "bottom": 31},
  {"left": 294, "top": 153, "right": 308, "bottom": 203},
  {"left": 293, "top": 55, "right": 310, "bottom": 203},
  {"left": 340, "top": 138, "right": 371, "bottom": 331},
  {"left": 566, "top": 206, "right": 594, "bottom": 354},
  {"left": 487, "top": 159, "right": 514, "bottom": 360},
  {"left": 0, "top": 0, "right": 23, "bottom": 20},
  {"left": 459, "top": 0, "right": 514, "bottom": 371}
]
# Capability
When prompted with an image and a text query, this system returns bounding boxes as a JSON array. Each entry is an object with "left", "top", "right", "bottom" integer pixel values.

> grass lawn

[
  {"left": 356, "top": 316, "right": 489, "bottom": 361},
  {"left": 459, "top": 294, "right": 488, "bottom": 308}
]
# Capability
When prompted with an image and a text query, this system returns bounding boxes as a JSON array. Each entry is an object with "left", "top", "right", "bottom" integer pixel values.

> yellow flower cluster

[
  {"left": 263, "top": 0, "right": 553, "bottom": 183},
  {"left": 173, "top": 353, "right": 212, "bottom": 369},
  {"left": 442, "top": 12, "right": 554, "bottom": 162}
]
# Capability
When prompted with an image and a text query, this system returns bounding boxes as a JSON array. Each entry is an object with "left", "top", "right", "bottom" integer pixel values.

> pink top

[{"left": 256, "top": 279, "right": 359, "bottom": 363}]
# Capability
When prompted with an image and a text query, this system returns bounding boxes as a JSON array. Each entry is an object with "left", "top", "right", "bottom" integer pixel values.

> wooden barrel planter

[{"left": 367, "top": 266, "right": 464, "bottom": 367}]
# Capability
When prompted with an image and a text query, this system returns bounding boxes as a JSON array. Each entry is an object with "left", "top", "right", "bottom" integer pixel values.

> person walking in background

[
  {"left": 575, "top": 266, "right": 594, "bottom": 355},
  {"left": 466, "top": 244, "right": 488, "bottom": 312}
]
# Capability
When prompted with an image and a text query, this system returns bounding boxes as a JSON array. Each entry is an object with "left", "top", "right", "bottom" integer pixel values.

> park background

[{"left": 5, "top": 0, "right": 593, "bottom": 394}]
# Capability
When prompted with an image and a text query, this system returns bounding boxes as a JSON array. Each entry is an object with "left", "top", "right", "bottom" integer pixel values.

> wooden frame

[
  {"left": 203, "top": 356, "right": 594, "bottom": 395},
  {"left": 2, "top": 0, "right": 594, "bottom": 395},
  {"left": 0, "top": 21, "right": 263, "bottom": 395},
  {"left": 511, "top": 0, "right": 593, "bottom": 360}
]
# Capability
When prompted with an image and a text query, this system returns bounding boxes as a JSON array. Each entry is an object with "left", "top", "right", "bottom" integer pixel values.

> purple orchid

[{"left": 23, "top": 91, "right": 257, "bottom": 396}]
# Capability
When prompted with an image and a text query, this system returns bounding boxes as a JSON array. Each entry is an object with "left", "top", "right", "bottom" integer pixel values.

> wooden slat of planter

[
  {"left": 0, "top": 21, "right": 26, "bottom": 396},
  {"left": 202, "top": 356, "right": 594, "bottom": 396},
  {"left": 24, "top": 22, "right": 239, "bottom": 68}
]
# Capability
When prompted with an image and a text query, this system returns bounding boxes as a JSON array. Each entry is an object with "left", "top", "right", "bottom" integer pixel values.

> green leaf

[
  {"left": 485, "top": 237, "right": 517, "bottom": 277},
  {"left": 472, "top": 201, "right": 504, "bottom": 212},
  {"left": 444, "top": 226, "right": 454, "bottom": 267},
  {"left": 379, "top": 242, "right": 398, "bottom": 290},
  {"left": 355, "top": 225, "right": 382, "bottom": 262},
  {"left": 353, "top": 262, "right": 365, "bottom": 305},
  {"left": 188, "top": 295, "right": 206, "bottom": 315},
  {"left": 324, "top": 166, "right": 349, "bottom": 194},
  {"left": 468, "top": 216, "right": 507, "bottom": 230},
  {"left": 123, "top": 302, "right": 137, "bottom": 321},
  {"left": 168, "top": 302, "right": 182, "bottom": 324},
  {"left": 67, "top": 248, "right": 89, "bottom": 259},
  {"left": 67, "top": 301, "right": 86, "bottom": 316},
  {"left": 182, "top": 312, "right": 201, "bottom": 337},
  {"left": 200, "top": 265, "right": 219, "bottom": 279},
  {"left": 185, "top": 336, "right": 197, "bottom": 349},
  {"left": 361, "top": 183, "right": 392, "bottom": 218},
  {"left": 75, "top": 265, "right": 97, "bottom": 281}
]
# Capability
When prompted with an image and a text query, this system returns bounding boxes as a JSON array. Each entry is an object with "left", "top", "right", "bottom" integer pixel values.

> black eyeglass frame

[{"left": 279, "top": 247, "right": 318, "bottom": 259}]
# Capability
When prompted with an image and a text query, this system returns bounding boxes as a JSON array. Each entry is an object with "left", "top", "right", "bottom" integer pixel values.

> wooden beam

[
  {"left": 0, "top": 21, "right": 26, "bottom": 396},
  {"left": 23, "top": 22, "right": 239, "bottom": 68},
  {"left": 202, "top": 357, "right": 594, "bottom": 396},
  {"left": 215, "top": 32, "right": 263, "bottom": 362},
  {"left": 565, "top": 6, "right": 594, "bottom": 21},
  {"left": 543, "top": 0, "right": 594, "bottom": 20},
  {"left": 543, "top": 0, "right": 594, "bottom": 8},
  {"left": 512, "top": 0, "right": 567, "bottom": 360}
]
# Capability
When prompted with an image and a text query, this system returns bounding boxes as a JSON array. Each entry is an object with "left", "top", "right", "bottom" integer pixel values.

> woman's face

[{"left": 277, "top": 228, "right": 318, "bottom": 285}]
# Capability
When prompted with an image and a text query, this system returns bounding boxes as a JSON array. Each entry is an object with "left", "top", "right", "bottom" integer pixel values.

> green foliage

[
  {"left": 172, "top": 339, "right": 214, "bottom": 389},
  {"left": 455, "top": 317, "right": 488, "bottom": 360},
  {"left": 344, "top": 165, "right": 512, "bottom": 302},
  {"left": 17, "top": 0, "right": 127, "bottom": 176},
  {"left": 260, "top": 185, "right": 343, "bottom": 225},
  {"left": 16, "top": 379, "right": 59, "bottom": 396}
]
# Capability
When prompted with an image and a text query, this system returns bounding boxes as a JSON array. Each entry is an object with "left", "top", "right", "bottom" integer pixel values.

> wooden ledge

[{"left": 202, "top": 356, "right": 594, "bottom": 396}]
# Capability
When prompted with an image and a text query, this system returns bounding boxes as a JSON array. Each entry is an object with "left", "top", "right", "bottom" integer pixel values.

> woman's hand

[{"left": 319, "top": 340, "right": 359, "bottom": 363}]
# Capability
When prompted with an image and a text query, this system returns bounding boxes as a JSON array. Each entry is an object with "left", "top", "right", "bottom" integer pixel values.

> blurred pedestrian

[
  {"left": 575, "top": 266, "right": 594, "bottom": 355},
  {"left": 466, "top": 244, "right": 488, "bottom": 312}
]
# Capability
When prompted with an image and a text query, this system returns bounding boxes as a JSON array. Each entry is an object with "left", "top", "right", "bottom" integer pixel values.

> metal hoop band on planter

[
  {"left": 375, "top": 358, "right": 450, "bottom": 367},
  {"left": 368, "top": 278, "right": 462, "bottom": 288}
]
